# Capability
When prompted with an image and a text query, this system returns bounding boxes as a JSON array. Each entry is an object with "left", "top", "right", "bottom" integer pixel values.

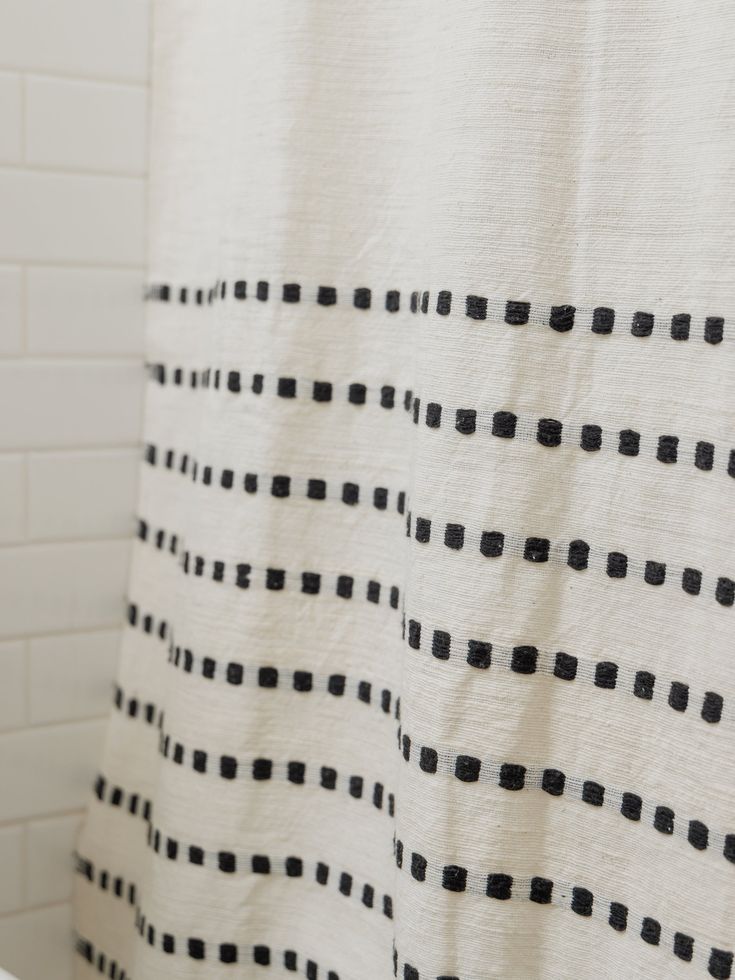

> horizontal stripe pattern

[
  {"left": 135, "top": 518, "right": 402, "bottom": 610},
  {"left": 147, "top": 279, "right": 728, "bottom": 345},
  {"left": 408, "top": 512, "right": 735, "bottom": 607},
  {"left": 403, "top": 616, "right": 728, "bottom": 727},
  {"left": 143, "top": 442, "right": 408, "bottom": 516},
  {"left": 397, "top": 727, "right": 734, "bottom": 865},
  {"left": 393, "top": 839, "right": 733, "bottom": 979},
  {"left": 145, "top": 361, "right": 735, "bottom": 484}
]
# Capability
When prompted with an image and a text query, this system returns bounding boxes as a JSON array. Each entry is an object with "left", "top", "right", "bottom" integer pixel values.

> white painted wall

[{"left": 0, "top": 3, "right": 149, "bottom": 977}]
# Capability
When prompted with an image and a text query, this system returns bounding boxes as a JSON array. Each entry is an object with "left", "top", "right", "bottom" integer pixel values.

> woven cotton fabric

[{"left": 74, "top": 2, "right": 735, "bottom": 978}]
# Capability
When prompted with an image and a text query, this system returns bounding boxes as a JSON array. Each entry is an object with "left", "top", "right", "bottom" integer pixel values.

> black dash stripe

[
  {"left": 393, "top": 839, "right": 733, "bottom": 977},
  {"left": 148, "top": 280, "right": 727, "bottom": 346},
  {"left": 402, "top": 614, "right": 726, "bottom": 729}
]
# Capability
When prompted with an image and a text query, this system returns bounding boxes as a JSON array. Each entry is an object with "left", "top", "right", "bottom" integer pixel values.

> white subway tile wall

[{"left": 0, "top": 2, "right": 149, "bottom": 977}]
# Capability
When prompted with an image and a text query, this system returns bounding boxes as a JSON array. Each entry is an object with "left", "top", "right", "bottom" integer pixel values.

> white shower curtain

[{"left": 74, "top": 2, "right": 735, "bottom": 978}]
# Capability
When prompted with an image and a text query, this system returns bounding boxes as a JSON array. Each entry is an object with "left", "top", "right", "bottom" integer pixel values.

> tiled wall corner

[{"left": 0, "top": 3, "right": 150, "bottom": 977}]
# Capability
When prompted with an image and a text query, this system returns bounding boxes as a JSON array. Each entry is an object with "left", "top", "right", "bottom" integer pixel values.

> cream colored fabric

[{"left": 74, "top": 2, "right": 735, "bottom": 978}]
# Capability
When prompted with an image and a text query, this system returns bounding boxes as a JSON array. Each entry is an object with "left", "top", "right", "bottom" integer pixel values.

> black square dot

[
  {"left": 366, "top": 580, "right": 381, "bottom": 603},
  {"left": 709, "top": 950, "right": 734, "bottom": 979},
  {"left": 189, "top": 845, "right": 204, "bottom": 865},
  {"left": 505, "top": 300, "right": 530, "bottom": 325},
  {"left": 348, "top": 383, "right": 367, "bottom": 404},
  {"left": 353, "top": 287, "right": 371, "bottom": 309},
  {"left": 492, "top": 411, "right": 517, "bottom": 438},
  {"left": 251, "top": 374, "right": 263, "bottom": 393},
  {"left": 530, "top": 877, "right": 553, "bottom": 904},
  {"left": 410, "top": 853, "right": 427, "bottom": 881},
  {"left": 716, "top": 577, "right": 735, "bottom": 607},
  {"left": 320, "top": 767, "right": 337, "bottom": 790},
  {"left": 618, "top": 429, "right": 640, "bottom": 456},
  {"left": 373, "top": 487, "right": 388, "bottom": 509},
  {"left": 385, "top": 290, "right": 400, "bottom": 312},
  {"left": 644, "top": 560, "right": 666, "bottom": 585},
  {"left": 407, "top": 619, "right": 421, "bottom": 649},
  {"left": 410, "top": 292, "right": 419, "bottom": 313},
  {"left": 301, "top": 572, "right": 321, "bottom": 594},
  {"left": 282, "top": 283, "right": 300, "bottom": 302},
  {"left": 432, "top": 630, "right": 451, "bottom": 660},
  {"left": 702, "top": 692, "right": 723, "bottom": 724},
  {"left": 227, "top": 371, "right": 241, "bottom": 393},
  {"left": 234, "top": 280, "right": 246, "bottom": 299},
  {"left": 288, "top": 761, "right": 306, "bottom": 783},
  {"left": 421, "top": 291, "right": 429, "bottom": 314},
  {"left": 486, "top": 874, "right": 512, "bottom": 900},
  {"left": 336, "top": 575, "right": 353, "bottom": 598},
  {"left": 442, "top": 865, "right": 467, "bottom": 892},
  {"left": 511, "top": 645, "right": 537, "bottom": 674},
  {"left": 668, "top": 681, "right": 689, "bottom": 711},
  {"left": 252, "top": 855, "right": 271, "bottom": 874},
  {"left": 657, "top": 435, "right": 678, "bottom": 463},
  {"left": 285, "top": 857, "right": 303, "bottom": 878},
  {"left": 293, "top": 671, "right": 312, "bottom": 691},
  {"left": 480, "top": 531, "right": 504, "bottom": 557},
  {"left": 631, "top": 311, "right": 654, "bottom": 337},
  {"left": 188, "top": 939, "right": 205, "bottom": 960},
  {"left": 317, "top": 286, "right": 336, "bottom": 305},
  {"left": 266, "top": 568, "right": 285, "bottom": 590},
  {"left": 415, "top": 517, "right": 431, "bottom": 543},
  {"left": 567, "top": 539, "right": 589, "bottom": 570},
  {"left": 673, "top": 933, "right": 694, "bottom": 962},
  {"left": 455, "top": 408, "right": 477, "bottom": 434},
  {"left": 220, "top": 756, "right": 237, "bottom": 779},
  {"left": 342, "top": 482, "right": 359, "bottom": 505},
  {"left": 591, "top": 307, "right": 615, "bottom": 334},
  {"left": 580, "top": 425, "right": 602, "bottom": 451},
  {"left": 633, "top": 670, "right": 655, "bottom": 699},
  {"left": 420, "top": 747, "right": 438, "bottom": 773},
  {"left": 688, "top": 819, "right": 709, "bottom": 849},
  {"left": 338, "top": 872, "right": 352, "bottom": 895},
  {"left": 307, "top": 478, "right": 326, "bottom": 499},
  {"left": 244, "top": 473, "right": 257, "bottom": 493},
  {"left": 258, "top": 666, "right": 278, "bottom": 688},
  {"left": 621, "top": 792, "right": 642, "bottom": 821},
  {"left": 609, "top": 902, "right": 628, "bottom": 931},
  {"left": 695, "top": 441, "right": 714, "bottom": 470},
  {"left": 349, "top": 776, "right": 364, "bottom": 798},
  {"left": 641, "top": 918, "right": 661, "bottom": 945},
  {"left": 571, "top": 887, "right": 593, "bottom": 916},
  {"left": 466, "top": 295, "right": 487, "bottom": 320},
  {"left": 436, "top": 290, "right": 452, "bottom": 315},
  {"left": 312, "top": 381, "right": 333, "bottom": 401},
  {"left": 537, "top": 418, "right": 562, "bottom": 447},
  {"left": 426, "top": 402, "right": 442, "bottom": 427},
  {"left": 327, "top": 674, "right": 345, "bottom": 696},
  {"left": 455, "top": 755, "right": 481, "bottom": 782},
  {"left": 705, "top": 316, "right": 724, "bottom": 344},
  {"left": 549, "top": 305, "right": 575, "bottom": 331},
  {"left": 467, "top": 640, "right": 491, "bottom": 669},
  {"left": 682, "top": 568, "right": 702, "bottom": 595},
  {"left": 444, "top": 523, "right": 465, "bottom": 549},
  {"left": 499, "top": 763, "right": 526, "bottom": 790},
  {"left": 380, "top": 385, "right": 395, "bottom": 409},
  {"left": 252, "top": 758, "right": 272, "bottom": 780},
  {"left": 542, "top": 768, "right": 565, "bottom": 796},
  {"left": 671, "top": 313, "right": 690, "bottom": 340},
  {"left": 277, "top": 377, "right": 296, "bottom": 398},
  {"left": 594, "top": 661, "right": 617, "bottom": 689},
  {"left": 653, "top": 806, "right": 674, "bottom": 834},
  {"left": 582, "top": 781, "right": 604, "bottom": 806},
  {"left": 226, "top": 662, "right": 243, "bottom": 685},
  {"left": 523, "top": 538, "right": 549, "bottom": 563},
  {"left": 218, "top": 851, "right": 236, "bottom": 873},
  {"left": 554, "top": 651, "right": 577, "bottom": 680},
  {"left": 606, "top": 552, "right": 628, "bottom": 578}
]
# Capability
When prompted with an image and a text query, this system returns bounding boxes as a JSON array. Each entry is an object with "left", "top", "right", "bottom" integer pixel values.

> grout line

[
  {"left": 0, "top": 622, "right": 125, "bottom": 646},
  {"left": 0, "top": 162, "right": 146, "bottom": 180},
  {"left": 0, "top": 64, "right": 148, "bottom": 86},
  {"left": 0, "top": 807, "right": 85, "bottom": 832},
  {"left": 0, "top": 897, "right": 74, "bottom": 922},
  {"left": 0, "top": 712, "right": 111, "bottom": 738}
]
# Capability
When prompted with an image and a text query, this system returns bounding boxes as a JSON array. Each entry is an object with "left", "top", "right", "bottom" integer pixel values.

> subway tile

[
  {"left": 26, "top": 813, "right": 82, "bottom": 906},
  {"left": 27, "top": 266, "right": 145, "bottom": 355},
  {"left": 0, "top": 171, "right": 145, "bottom": 265},
  {"left": 0, "top": 539, "right": 130, "bottom": 639},
  {"left": 0, "top": 454, "right": 24, "bottom": 543},
  {"left": 0, "top": 903, "right": 73, "bottom": 980},
  {"left": 0, "top": 823, "right": 24, "bottom": 914},
  {"left": 0, "top": 71, "right": 22, "bottom": 164},
  {"left": 0, "top": 360, "right": 143, "bottom": 451},
  {"left": 28, "top": 450, "right": 138, "bottom": 541},
  {"left": 0, "top": 0, "right": 149, "bottom": 83},
  {"left": 0, "top": 720, "right": 105, "bottom": 822},
  {"left": 26, "top": 76, "right": 148, "bottom": 174},
  {"left": 29, "top": 629, "right": 120, "bottom": 725},
  {"left": 0, "top": 264, "right": 23, "bottom": 355},
  {"left": 0, "top": 640, "right": 25, "bottom": 732}
]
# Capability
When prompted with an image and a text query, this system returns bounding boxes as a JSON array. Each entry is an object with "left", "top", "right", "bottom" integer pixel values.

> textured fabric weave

[{"left": 75, "top": 2, "right": 735, "bottom": 978}]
